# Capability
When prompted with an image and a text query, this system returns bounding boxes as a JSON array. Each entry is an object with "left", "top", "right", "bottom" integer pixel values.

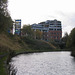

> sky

[{"left": 8, "top": 0, "right": 75, "bottom": 36}]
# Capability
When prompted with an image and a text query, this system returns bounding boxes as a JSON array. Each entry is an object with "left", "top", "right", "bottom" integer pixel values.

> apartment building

[
  {"left": 31, "top": 19, "right": 62, "bottom": 41},
  {"left": 15, "top": 19, "right": 21, "bottom": 35}
]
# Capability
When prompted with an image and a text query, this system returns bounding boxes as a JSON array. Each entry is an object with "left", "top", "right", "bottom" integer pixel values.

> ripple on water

[{"left": 10, "top": 52, "right": 75, "bottom": 75}]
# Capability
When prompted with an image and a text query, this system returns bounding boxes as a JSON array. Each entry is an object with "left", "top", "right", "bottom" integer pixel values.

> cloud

[
  {"left": 55, "top": 11, "right": 75, "bottom": 36},
  {"left": 63, "top": 13, "right": 75, "bottom": 34}
]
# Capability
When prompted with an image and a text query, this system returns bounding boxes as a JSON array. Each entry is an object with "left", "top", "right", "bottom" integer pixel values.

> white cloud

[
  {"left": 8, "top": 0, "right": 75, "bottom": 36},
  {"left": 55, "top": 12, "right": 75, "bottom": 36}
]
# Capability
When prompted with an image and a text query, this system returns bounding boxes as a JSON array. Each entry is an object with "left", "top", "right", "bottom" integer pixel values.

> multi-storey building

[
  {"left": 15, "top": 19, "right": 21, "bottom": 35},
  {"left": 31, "top": 19, "right": 62, "bottom": 41}
]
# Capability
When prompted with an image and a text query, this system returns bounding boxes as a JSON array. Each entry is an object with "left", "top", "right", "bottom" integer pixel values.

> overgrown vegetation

[
  {"left": 0, "top": 56, "right": 8, "bottom": 75},
  {"left": 21, "top": 37, "right": 56, "bottom": 50},
  {"left": 0, "top": 33, "right": 57, "bottom": 75},
  {"left": 21, "top": 25, "right": 43, "bottom": 39},
  {"left": 66, "top": 28, "right": 75, "bottom": 56},
  {"left": 0, "top": 0, "right": 13, "bottom": 73},
  {"left": 0, "top": 0, "right": 13, "bottom": 33},
  {"left": 61, "top": 28, "right": 75, "bottom": 56}
]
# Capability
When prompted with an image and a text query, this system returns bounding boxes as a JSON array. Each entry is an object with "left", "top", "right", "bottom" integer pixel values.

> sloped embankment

[
  {"left": 0, "top": 33, "right": 29, "bottom": 75},
  {"left": 0, "top": 33, "right": 57, "bottom": 54},
  {"left": 0, "top": 33, "right": 56, "bottom": 75},
  {"left": 21, "top": 37, "right": 56, "bottom": 51},
  {"left": 0, "top": 33, "right": 56, "bottom": 54},
  {"left": 0, "top": 34, "right": 29, "bottom": 53}
]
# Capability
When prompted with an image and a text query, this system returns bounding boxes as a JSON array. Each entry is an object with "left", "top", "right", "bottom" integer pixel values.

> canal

[{"left": 10, "top": 51, "right": 75, "bottom": 75}]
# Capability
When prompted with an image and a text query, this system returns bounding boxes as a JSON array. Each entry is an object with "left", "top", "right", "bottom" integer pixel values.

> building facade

[
  {"left": 15, "top": 19, "right": 21, "bottom": 35},
  {"left": 31, "top": 19, "right": 62, "bottom": 41}
]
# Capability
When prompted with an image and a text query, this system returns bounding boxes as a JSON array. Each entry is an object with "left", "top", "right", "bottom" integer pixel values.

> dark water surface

[{"left": 10, "top": 51, "right": 75, "bottom": 75}]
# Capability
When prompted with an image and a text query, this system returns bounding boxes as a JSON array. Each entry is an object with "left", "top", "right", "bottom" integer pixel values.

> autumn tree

[
  {"left": 35, "top": 29, "right": 42, "bottom": 40},
  {"left": 22, "top": 25, "right": 43, "bottom": 40}
]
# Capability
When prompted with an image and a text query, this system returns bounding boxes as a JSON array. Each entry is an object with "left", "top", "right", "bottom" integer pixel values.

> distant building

[
  {"left": 31, "top": 19, "right": 62, "bottom": 41},
  {"left": 15, "top": 19, "right": 21, "bottom": 35}
]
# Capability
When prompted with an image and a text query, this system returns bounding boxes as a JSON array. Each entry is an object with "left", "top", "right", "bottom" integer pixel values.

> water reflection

[{"left": 10, "top": 52, "right": 75, "bottom": 75}]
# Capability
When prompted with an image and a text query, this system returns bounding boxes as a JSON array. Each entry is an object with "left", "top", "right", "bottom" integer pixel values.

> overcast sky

[{"left": 8, "top": 0, "right": 75, "bottom": 36}]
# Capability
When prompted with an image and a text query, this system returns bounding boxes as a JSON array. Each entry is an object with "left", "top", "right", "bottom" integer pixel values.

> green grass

[
  {"left": 0, "top": 55, "right": 8, "bottom": 75},
  {"left": 14, "top": 49, "right": 65, "bottom": 56},
  {"left": 21, "top": 37, "right": 56, "bottom": 50}
]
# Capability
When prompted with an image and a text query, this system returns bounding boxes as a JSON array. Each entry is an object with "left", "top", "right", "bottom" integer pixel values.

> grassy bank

[
  {"left": 0, "top": 55, "right": 8, "bottom": 75},
  {"left": 0, "top": 33, "right": 57, "bottom": 75},
  {"left": 21, "top": 37, "right": 56, "bottom": 50},
  {"left": 0, "top": 33, "right": 72, "bottom": 75},
  {"left": 14, "top": 49, "right": 67, "bottom": 55}
]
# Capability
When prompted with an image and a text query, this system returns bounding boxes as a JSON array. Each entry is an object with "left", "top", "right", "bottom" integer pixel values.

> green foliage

[
  {"left": 21, "top": 37, "right": 56, "bottom": 50},
  {"left": 35, "top": 29, "right": 42, "bottom": 40},
  {"left": 0, "top": 0, "right": 13, "bottom": 33},
  {"left": 22, "top": 25, "right": 35, "bottom": 38},
  {"left": 0, "top": 0, "right": 9, "bottom": 16},
  {"left": 22, "top": 25, "right": 43, "bottom": 40},
  {"left": 0, "top": 14, "right": 13, "bottom": 33},
  {"left": 66, "top": 28, "right": 75, "bottom": 49},
  {"left": 61, "top": 32, "right": 69, "bottom": 49},
  {"left": 62, "top": 32, "right": 68, "bottom": 43},
  {"left": 0, "top": 56, "right": 8, "bottom": 75}
]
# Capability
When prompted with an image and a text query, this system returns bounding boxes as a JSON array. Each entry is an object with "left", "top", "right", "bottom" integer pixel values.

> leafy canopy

[{"left": 0, "top": 0, "right": 13, "bottom": 33}]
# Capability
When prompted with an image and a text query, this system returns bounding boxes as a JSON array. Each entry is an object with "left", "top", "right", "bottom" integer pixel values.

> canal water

[{"left": 10, "top": 51, "right": 75, "bottom": 75}]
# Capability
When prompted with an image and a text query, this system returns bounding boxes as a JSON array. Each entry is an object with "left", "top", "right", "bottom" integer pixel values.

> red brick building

[{"left": 31, "top": 19, "right": 62, "bottom": 41}]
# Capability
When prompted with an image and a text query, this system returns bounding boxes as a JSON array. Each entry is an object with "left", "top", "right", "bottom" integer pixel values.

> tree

[
  {"left": 35, "top": 29, "right": 42, "bottom": 40},
  {"left": 0, "top": 0, "right": 9, "bottom": 16},
  {"left": 21, "top": 25, "right": 35, "bottom": 38},
  {"left": 66, "top": 28, "right": 75, "bottom": 49},
  {"left": 62, "top": 32, "right": 68, "bottom": 43},
  {"left": 22, "top": 25, "right": 43, "bottom": 40},
  {"left": 66, "top": 28, "right": 75, "bottom": 57},
  {"left": 0, "top": 0, "right": 13, "bottom": 33}
]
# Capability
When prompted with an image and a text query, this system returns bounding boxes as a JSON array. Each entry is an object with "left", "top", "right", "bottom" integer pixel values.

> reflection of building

[
  {"left": 15, "top": 19, "right": 21, "bottom": 35},
  {"left": 31, "top": 19, "right": 62, "bottom": 41}
]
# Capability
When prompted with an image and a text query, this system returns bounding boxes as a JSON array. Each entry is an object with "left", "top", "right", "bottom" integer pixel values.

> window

[
  {"left": 50, "top": 24, "right": 54, "bottom": 25},
  {"left": 54, "top": 29, "right": 56, "bottom": 30},
  {"left": 60, "top": 36, "right": 62, "bottom": 38},
  {"left": 57, "top": 33, "right": 59, "bottom": 35},
  {"left": 57, "top": 29, "right": 61, "bottom": 31},
  {"left": 49, "top": 28, "right": 53, "bottom": 30},
  {"left": 51, "top": 32, "right": 53, "bottom": 34}
]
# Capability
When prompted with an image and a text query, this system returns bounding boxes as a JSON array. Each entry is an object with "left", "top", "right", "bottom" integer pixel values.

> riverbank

[
  {"left": 0, "top": 49, "right": 71, "bottom": 75},
  {"left": 0, "top": 55, "right": 9, "bottom": 75},
  {"left": 0, "top": 33, "right": 73, "bottom": 75},
  {"left": 0, "top": 33, "right": 56, "bottom": 75},
  {"left": 14, "top": 49, "right": 70, "bottom": 56}
]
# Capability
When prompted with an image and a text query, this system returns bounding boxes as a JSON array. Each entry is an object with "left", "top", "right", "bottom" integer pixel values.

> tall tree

[
  {"left": 0, "top": 0, "right": 9, "bottom": 16},
  {"left": 66, "top": 28, "right": 75, "bottom": 49},
  {"left": 0, "top": 0, "right": 12, "bottom": 33},
  {"left": 62, "top": 32, "right": 68, "bottom": 45}
]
